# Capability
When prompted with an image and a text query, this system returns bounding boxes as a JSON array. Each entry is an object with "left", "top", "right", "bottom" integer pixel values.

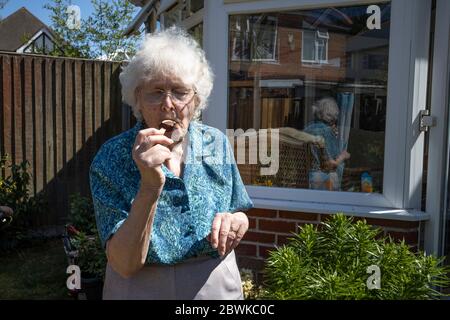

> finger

[
  {"left": 210, "top": 213, "right": 224, "bottom": 249},
  {"left": 134, "top": 128, "right": 167, "bottom": 146},
  {"left": 218, "top": 214, "right": 231, "bottom": 256},
  {"left": 141, "top": 145, "right": 172, "bottom": 165},
  {"left": 134, "top": 142, "right": 171, "bottom": 161},
  {"left": 136, "top": 135, "right": 174, "bottom": 152},
  {"left": 230, "top": 223, "right": 247, "bottom": 252},
  {"left": 141, "top": 127, "right": 166, "bottom": 134}
]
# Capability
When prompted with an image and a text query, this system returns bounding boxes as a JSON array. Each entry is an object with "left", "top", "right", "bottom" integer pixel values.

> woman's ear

[
  {"left": 194, "top": 95, "right": 201, "bottom": 108},
  {"left": 134, "top": 86, "right": 141, "bottom": 107}
]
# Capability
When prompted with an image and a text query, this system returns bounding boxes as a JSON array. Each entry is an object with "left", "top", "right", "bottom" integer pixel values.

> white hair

[
  {"left": 119, "top": 27, "right": 214, "bottom": 121},
  {"left": 312, "top": 97, "right": 340, "bottom": 124}
]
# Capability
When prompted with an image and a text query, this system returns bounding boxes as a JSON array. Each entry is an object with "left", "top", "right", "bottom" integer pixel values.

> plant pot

[{"left": 80, "top": 276, "right": 103, "bottom": 300}]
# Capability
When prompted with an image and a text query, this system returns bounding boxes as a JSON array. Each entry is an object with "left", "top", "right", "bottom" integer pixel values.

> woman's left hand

[{"left": 208, "top": 212, "right": 249, "bottom": 256}]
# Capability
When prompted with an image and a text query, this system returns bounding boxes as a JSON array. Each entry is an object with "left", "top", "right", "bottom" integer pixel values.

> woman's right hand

[
  {"left": 132, "top": 127, "right": 174, "bottom": 189},
  {"left": 338, "top": 150, "right": 351, "bottom": 162}
]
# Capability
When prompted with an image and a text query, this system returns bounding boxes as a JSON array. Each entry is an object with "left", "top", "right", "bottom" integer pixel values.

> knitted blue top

[{"left": 89, "top": 120, "right": 254, "bottom": 265}]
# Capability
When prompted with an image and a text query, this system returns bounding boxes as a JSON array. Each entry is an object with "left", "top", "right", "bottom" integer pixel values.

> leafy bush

[
  {"left": 240, "top": 268, "right": 263, "bottom": 300},
  {"left": 70, "top": 231, "right": 107, "bottom": 280},
  {"left": 66, "top": 193, "right": 106, "bottom": 280},
  {"left": 262, "top": 214, "right": 450, "bottom": 300},
  {"left": 0, "top": 154, "right": 48, "bottom": 250},
  {"left": 67, "top": 193, "right": 97, "bottom": 235}
]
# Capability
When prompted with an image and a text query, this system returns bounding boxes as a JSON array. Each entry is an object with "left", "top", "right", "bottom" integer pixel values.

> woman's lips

[{"left": 160, "top": 119, "right": 177, "bottom": 132}]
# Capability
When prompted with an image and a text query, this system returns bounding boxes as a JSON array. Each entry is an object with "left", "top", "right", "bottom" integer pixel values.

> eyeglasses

[{"left": 141, "top": 88, "right": 197, "bottom": 109}]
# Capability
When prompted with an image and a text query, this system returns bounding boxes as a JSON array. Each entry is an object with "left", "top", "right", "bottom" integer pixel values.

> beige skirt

[{"left": 102, "top": 250, "right": 244, "bottom": 300}]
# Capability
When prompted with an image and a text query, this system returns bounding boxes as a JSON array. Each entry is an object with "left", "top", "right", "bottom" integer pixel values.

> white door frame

[{"left": 424, "top": 0, "right": 450, "bottom": 255}]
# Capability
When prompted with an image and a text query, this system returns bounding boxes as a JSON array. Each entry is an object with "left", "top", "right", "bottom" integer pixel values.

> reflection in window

[
  {"left": 228, "top": 3, "right": 391, "bottom": 193},
  {"left": 188, "top": 22, "right": 203, "bottom": 47},
  {"left": 302, "top": 30, "right": 329, "bottom": 63},
  {"left": 164, "top": 0, "right": 204, "bottom": 28},
  {"left": 162, "top": 4, "right": 183, "bottom": 29},
  {"left": 230, "top": 15, "right": 278, "bottom": 61}
]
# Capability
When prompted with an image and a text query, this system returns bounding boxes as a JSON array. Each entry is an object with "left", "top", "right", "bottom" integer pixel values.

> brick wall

[{"left": 236, "top": 208, "right": 424, "bottom": 283}]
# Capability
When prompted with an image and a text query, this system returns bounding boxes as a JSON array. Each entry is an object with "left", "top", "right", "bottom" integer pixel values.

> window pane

[
  {"left": 302, "top": 30, "right": 315, "bottom": 61},
  {"left": 188, "top": 22, "right": 203, "bottom": 47},
  {"left": 163, "top": 4, "right": 182, "bottom": 28},
  {"left": 44, "top": 34, "right": 54, "bottom": 53},
  {"left": 190, "top": 0, "right": 204, "bottom": 13},
  {"left": 316, "top": 39, "right": 327, "bottom": 62},
  {"left": 251, "top": 16, "right": 277, "bottom": 61},
  {"left": 228, "top": 3, "right": 390, "bottom": 193},
  {"left": 230, "top": 16, "right": 251, "bottom": 60},
  {"left": 33, "top": 34, "right": 45, "bottom": 52},
  {"left": 182, "top": 0, "right": 204, "bottom": 20}
]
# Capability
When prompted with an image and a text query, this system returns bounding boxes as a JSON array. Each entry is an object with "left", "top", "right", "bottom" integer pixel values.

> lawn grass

[{"left": 0, "top": 238, "right": 72, "bottom": 300}]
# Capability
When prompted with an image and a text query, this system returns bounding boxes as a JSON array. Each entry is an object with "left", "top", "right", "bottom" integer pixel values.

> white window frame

[
  {"left": 201, "top": 0, "right": 431, "bottom": 218},
  {"left": 16, "top": 29, "right": 56, "bottom": 53},
  {"left": 301, "top": 29, "right": 329, "bottom": 64},
  {"left": 424, "top": 0, "right": 450, "bottom": 254}
]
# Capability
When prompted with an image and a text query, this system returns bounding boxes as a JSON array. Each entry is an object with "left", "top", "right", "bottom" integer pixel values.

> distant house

[{"left": 0, "top": 7, "right": 59, "bottom": 54}]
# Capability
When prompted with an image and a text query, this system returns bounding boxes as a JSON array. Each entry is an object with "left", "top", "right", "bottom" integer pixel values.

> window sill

[{"left": 251, "top": 197, "right": 430, "bottom": 222}]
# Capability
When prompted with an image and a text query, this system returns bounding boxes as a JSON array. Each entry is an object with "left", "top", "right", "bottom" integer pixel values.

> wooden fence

[{"left": 0, "top": 52, "right": 135, "bottom": 227}]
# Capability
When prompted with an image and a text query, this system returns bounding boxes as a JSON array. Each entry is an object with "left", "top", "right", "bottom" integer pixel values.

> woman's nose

[{"left": 160, "top": 93, "right": 175, "bottom": 111}]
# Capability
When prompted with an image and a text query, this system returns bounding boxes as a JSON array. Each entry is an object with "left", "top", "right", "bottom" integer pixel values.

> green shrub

[
  {"left": 240, "top": 268, "right": 264, "bottom": 300},
  {"left": 67, "top": 193, "right": 97, "bottom": 235},
  {"left": 66, "top": 193, "right": 106, "bottom": 280},
  {"left": 0, "top": 154, "right": 48, "bottom": 250},
  {"left": 70, "top": 231, "right": 107, "bottom": 280},
  {"left": 262, "top": 213, "right": 450, "bottom": 300}
]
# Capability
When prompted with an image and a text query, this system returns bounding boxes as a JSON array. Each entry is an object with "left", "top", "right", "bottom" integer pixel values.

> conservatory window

[{"left": 227, "top": 3, "right": 391, "bottom": 194}]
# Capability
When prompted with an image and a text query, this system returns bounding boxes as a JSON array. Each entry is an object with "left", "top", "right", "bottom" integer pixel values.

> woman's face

[{"left": 135, "top": 75, "right": 197, "bottom": 142}]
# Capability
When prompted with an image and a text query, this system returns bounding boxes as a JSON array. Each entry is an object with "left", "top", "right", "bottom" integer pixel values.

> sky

[
  {"left": 1, "top": 1, "right": 142, "bottom": 29},
  {"left": 0, "top": 0, "right": 144, "bottom": 57},
  {"left": 1, "top": 1, "right": 98, "bottom": 26}
]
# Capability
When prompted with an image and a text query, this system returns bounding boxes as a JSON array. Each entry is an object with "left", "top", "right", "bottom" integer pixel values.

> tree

[
  {"left": 43, "top": 0, "right": 143, "bottom": 60},
  {"left": 43, "top": 0, "right": 91, "bottom": 58},
  {"left": 85, "top": 0, "right": 142, "bottom": 60}
]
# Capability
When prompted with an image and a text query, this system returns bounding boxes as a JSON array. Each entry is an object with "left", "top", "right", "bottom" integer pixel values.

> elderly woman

[
  {"left": 304, "top": 97, "right": 351, "bottom": 191},
  {"left": 89, "top": 28, "right": 253, "bottom": 300}
]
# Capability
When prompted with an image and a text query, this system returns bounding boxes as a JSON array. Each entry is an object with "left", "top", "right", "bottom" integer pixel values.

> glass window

[
  {"left": 228, "top": 3, "right": 390, "bottom": 193},
  {"left": 230, "top": 15, "right": 278, "bottom": 61},
  {"left": 302, "top": 30, "right": 316, "bottom": 62},
  {"left": 183, "top": 0, "right": 204, "bottom": 19},
  {"left": 188, "top": 22, "right": 203, "bottom": 47},
  {"left": 44, "top": 34, "right": 55, "bottom": 53},
  {"left": 302, "top": 30, "right": 329, "bottom": 63},
  {"left": 162, "top": 2, "right": 183, "bottom": 29},
  {"left": 34, "top": 34, "right": 44, "bottom": 51}
]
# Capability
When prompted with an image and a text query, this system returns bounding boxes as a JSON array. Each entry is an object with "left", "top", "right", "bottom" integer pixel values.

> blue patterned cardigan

[{"left": 89, "top": 120, "right": 254, "bottom": 265}]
